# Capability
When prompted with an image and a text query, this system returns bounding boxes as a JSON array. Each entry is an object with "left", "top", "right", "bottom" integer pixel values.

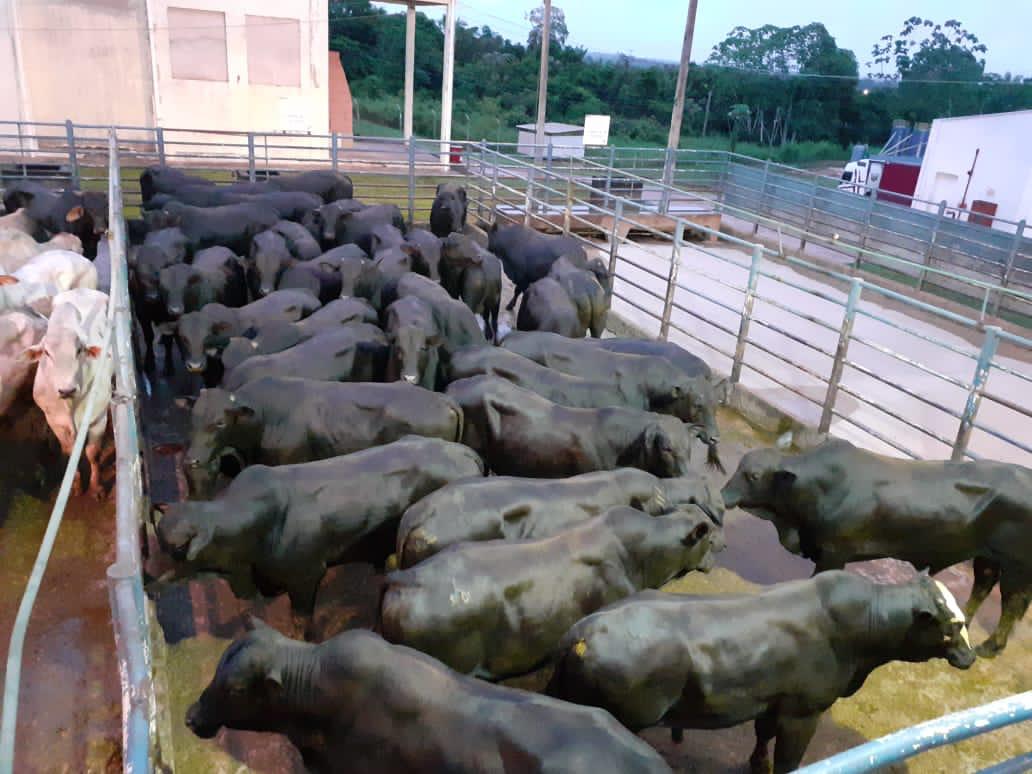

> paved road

[{"left": 598, "top": 236, "right": 1032, "bottom": 466}]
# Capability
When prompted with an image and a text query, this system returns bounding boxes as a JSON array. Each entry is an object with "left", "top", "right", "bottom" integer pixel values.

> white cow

[
  {"left": 29, "top": 288, "right": 112, "bottom": 498},
  {"left": 0, "top": 208, "right": 38, "bottom": 236},
  {"left": 0, "top": 228, "right": 83, "bottom": 273},
  {"left": 0, "top": 250, "right": 98, "bottom": 317},
  {"left": 0, "top": 310, "right": 47, "bottom": 415}
]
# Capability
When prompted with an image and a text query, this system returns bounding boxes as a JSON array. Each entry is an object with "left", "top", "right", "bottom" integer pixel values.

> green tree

[
  {"left": 527, "top": 5, "right": 569, "bottom": 49},
  {"left": 870, "top": 18, "right": 986, "bottom": 81}
]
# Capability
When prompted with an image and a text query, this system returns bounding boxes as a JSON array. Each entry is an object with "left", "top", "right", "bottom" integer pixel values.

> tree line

[{"left": 330, "top": 3, "right": 1032, "bottom": 161}]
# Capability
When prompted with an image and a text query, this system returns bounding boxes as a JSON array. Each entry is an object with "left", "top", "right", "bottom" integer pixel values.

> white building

[
  {"left": 517, "top": 122, "right": 585, "bottom": 159},
  {"left": 912, "top": 110, "right": 1032, "bottom": 231}
]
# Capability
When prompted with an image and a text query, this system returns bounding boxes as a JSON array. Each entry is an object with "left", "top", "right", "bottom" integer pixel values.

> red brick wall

[{"left": 328, "top": 50, "right": 353, "bottom": 136}]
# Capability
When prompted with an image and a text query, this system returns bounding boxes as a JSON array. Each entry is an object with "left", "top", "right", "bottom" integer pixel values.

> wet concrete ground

[{"left": 0, "top": 403, "right": 122, "bottom": 773}]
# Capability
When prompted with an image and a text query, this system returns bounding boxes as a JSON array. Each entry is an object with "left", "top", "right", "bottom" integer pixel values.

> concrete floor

[{"left": 597, "top": 236, "right": 1032, "bottom": 466}]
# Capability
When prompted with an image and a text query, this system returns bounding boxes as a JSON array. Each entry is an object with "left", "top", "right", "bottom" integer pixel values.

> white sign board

[
  {"left": 279, "top": 97, "right": 309, "bottom": 133},
  {"left": 583, "top": 114, "right": 611, "bottom": 146}
]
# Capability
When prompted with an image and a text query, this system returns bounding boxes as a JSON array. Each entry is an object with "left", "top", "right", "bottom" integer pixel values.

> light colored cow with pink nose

[{"left": 28, "top": 288, "right": 112, "bottom": 498}]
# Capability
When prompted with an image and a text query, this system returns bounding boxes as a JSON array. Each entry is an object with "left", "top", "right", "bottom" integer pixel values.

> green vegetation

[{"left": 330, "top": 4, "right": 1032, "bottom": 163}]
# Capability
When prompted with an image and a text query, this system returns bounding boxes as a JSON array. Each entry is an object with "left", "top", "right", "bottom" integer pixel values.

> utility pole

[
  {"left": 663, "top": 0, "right": 700, "bottom": 193},
  {"left": 533, "top": 0, "right": 552, "bottom": 164}
]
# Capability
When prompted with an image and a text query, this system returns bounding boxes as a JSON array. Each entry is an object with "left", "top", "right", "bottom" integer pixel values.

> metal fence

[{"left": 464, "top": 144, "right": 1032, "bottom": 467}]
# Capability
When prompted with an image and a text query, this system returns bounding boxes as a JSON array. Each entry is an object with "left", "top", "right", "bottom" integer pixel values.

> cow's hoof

[
  {"left": 976, "top": 640, "right": 1003, "bottom": 659},
  {"left": 748, "top": 755, "right": 772, "bottom": 774}
]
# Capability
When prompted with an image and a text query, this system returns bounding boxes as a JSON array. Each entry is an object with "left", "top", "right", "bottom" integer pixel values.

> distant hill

[{"left": 586, "top": 51, "right": 678, "bottom": 69}]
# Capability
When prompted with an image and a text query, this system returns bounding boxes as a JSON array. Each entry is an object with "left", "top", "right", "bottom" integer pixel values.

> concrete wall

[
  {"left": 10, "top": 0, "right": 155, "bottom": 130},
  {"left": 913, "top": 111, "right": 1032, "bottom": 231},
  {"left": 147, "top": 0, "right": 328, "bottom": 134}
]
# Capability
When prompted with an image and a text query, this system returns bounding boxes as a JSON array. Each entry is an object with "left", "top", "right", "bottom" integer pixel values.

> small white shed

[
  {"left": 516, "top": 122, "right": 585, "bottom": 159},
  {"left": 912, "top": 110, "right": 1032, "bottom": 230}
]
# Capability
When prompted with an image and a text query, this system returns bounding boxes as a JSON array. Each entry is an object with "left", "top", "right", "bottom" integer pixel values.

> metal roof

[{"left": 516, "top": 122, "right": 584, "bottom": 135}]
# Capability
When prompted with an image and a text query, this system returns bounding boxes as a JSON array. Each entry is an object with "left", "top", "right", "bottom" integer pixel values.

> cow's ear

[
  {"left": 684, "top": 520, "right": 711, "bottom": 546},
  {"left": 0, "top": 275, "right": 19, "bottom": 286},
  {"left": 65, "top": 205, "right": 85, "bottom": 223},
  {"left": 22, "top": 344, "right": 43, "bottom": 362},
  {"left": 435, "top": 183, "right": 444, "bottom": 196},
  {"left": 85, "top": 345, "right": 102, "bottom": 358},
  {"left": 400, "top": 243, "right": 421, "bottom": 259},
  {"left": 185, "top": 524, "right": 213, "bottom": 562},
  {"left": 772, "top": 469, "right": 797, "bottom": 494}
]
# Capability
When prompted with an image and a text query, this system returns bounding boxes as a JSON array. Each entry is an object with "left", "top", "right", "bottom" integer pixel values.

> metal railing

[{"left": 465, "top": 144, "right": 1032, "bottom": 467}]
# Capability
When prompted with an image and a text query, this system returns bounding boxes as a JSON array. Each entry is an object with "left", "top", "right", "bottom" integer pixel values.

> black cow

[
  {"left": 384, "top": 296, "right": 441, "bottom": 389},
  {"left": 220, "top": 297, "right": 379, "bottom": 371},
  {"left": 487, "top": 222, "right": 590, "bottom": 311},
  {"left": 269, "top": 169, "right": 354, "bottom": 203},
  {"left": 382, "top": 505, "right": 719, "bottom": 679},
  {"left": 335, "top": 205, "right": 406, "bottom": 253},
  {"left": 387, "top": 273, "right": 484, "bottom": 357},
  {"left": 271, "top": 219, "right": 322, "bottom": 260},
  {"left": 722, "top": 438, "right": 1032, "bottom": 657},
  {"left": 155, "top": 436, "right": 484, "bottom": 620},
  {"left": 404, "top": 228, "right": 442, "bottom": 281},
  {"left": 220, "top": 324, "right": 388, "bottom": 391},
  {"left": 142, "top": 187, "right": 322, "bottom": 222},
  {"left": 139, "top": 166, "right": 214, "bottom": 204},
  {"left": 3, "top": 181, "right": 108, "bottom": 258},
  {"left": 144, "top": 201, "right": 280, "bottom": 255},
  {"left": 548, "top": 256, "right": 609, "bottom": 338},
  {"left": 129, "top": 228, "right": 190, "bottom": 373},
  {"left": 588, "top": 337, "right": 713, "bottom": 380},
  {"left": 176, "top": 290, "right": 320, "bottom": 383},
  {"left": 158, "top": 246, "right": 246, "bottom": 319},
  {"left": 186, "top": 623, "right": 672, "bottom": 774},
  {"left": 395, "top": 467, "right": 724, "bottom": 568},
  {"left": 430, "top": 182, "right": 467, "bottom": 237},
  {"left": 304, "top": 199, "right": 367, "bottom": 247},
  {"left": 183, "top": 377, "right": 464, "bottom": 497},
  {"left": 517, "top": 277, "right": 585, "bottom": 338},
  {"left": 439, "top": 233, "right": 501, "bottom": 343},
  {"left": 503, "top": 332, "right": 724, "bottom": 470},
  {"left": 445, "top": 376, "right": 695, "bottom": 478},
  {"left": 548, "top": 572, "right": 975, "bottom": 774}
]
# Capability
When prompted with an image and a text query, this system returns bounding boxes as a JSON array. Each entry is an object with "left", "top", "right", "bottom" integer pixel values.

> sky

[{"left": 374, "top": 1, "right": 1032, "bottom": 78}]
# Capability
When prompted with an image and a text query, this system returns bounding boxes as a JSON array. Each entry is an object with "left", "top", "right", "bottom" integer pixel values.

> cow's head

[
  {"left": 185, "top": 388, "right": 258, "bottom": 496},
  {"left": 896, "top": 574, "right": 976, "bottom": 670},
  {"left": 386, "top": 302, "right": 438, "bottom": 386},
  {"left": 26, "top": 317, "right": 102, "bottom": 400},
  {"left": 720, "top": 447, "right": 794, "bottom": 512},
  {"left": 661, "top": 472, "right": 726, "bottom": 528},
  {"left": 142, "top": 208, "right": 181, "bottom": 232},
  {"left": 657, "top": 375, "right": 724, "bottom": 474},
  {"left": 628, "top": 420, "right": 692, "bottom": 478},
  {"left": 135, "top": 244, "right": 180, "bottom": 301},
  {"left": 186, "top": 618, "right": 296, "bottom": 738},
  {"left": 616, "top": 506, "right": 723, "bottom": 587},
  {"left": 159, "top": 263, "right": 196, "bottom": 318},
  {"left": 254, "top": 248, "right": 290, "bottom": 297},
  {"left": 178, "top": 307, "right": 235, "bottom": 373}
]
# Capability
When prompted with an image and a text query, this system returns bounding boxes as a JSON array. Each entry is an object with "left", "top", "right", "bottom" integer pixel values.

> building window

[
  {"left": 246, "top": 15, "right": 301, "bottom": 87},
  {"left": 168, "top": 8, "right": 228, "bottom": 82}
]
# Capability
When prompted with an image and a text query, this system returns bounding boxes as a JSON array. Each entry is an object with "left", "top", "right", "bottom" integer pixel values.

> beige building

[{"left": 0, "top": 0, "right": 351, "bottom": 138}]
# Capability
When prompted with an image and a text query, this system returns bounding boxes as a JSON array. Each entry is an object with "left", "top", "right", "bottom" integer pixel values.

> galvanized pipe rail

[{"left": 468, "top": 143, "right": 1032, "bottom": 466}]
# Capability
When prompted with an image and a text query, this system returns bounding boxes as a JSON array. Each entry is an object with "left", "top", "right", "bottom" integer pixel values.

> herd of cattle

[{"left": 0, "top": 163, "right": 1029, "bottom": 773}]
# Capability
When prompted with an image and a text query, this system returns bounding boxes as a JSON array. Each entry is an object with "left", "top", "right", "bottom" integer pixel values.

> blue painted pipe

[{"left": 796, "top": 691, "right": 1032, "bottom": 773}]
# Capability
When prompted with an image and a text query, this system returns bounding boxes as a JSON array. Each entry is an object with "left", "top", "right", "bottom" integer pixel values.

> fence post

[
  {"left": 546, "top": 142, "right": 554, "bottom": 174},
  {"left": 659, "top": 220, "right": 684, "bottom": 340},
  {"left": 407, "top": 138, "right": 416, "bottom": 228},
  {"left": 155, "top": 126, "right": 165, "bottom": 167},
  {"left": 490, "top": 160, "right": 499, "bottom": 223},
  {"left": 65, "top": 120, "right": 80, "bottom": 188},
  {"left": 562, "top": 174, "right": 573, "bottom": 237},
  {"left": 918, "top": 200, "right": 947, "bottom": 291},
  {"left": 951, "top": 325, "right": 1000, "bottom": 461},
  {"left": 857, "top": 193, "right": 876, "bottom": 267},
  {"left": 660, "top": 147, "right": 674, "bottom": 215},
  {"left": 819, "top": 279, "right": 863, "bottom": 433},
  {"left": 246, "top": 132, "right": 256, "bottom": 182},
  {"left": 800, "top": 178, "right": 820, "bottom": 250},
  {"left": 330, "top": 132, "right": 339, "bottom": 171},
  {"left": 523, "top": 170, "right": 533, "bottom": 228},
  {"left": 991, "top": 219, "right": 1026, "bottom": 317},
  {"left": 731, "top": 244, "right": 764, "bottom": 385},
  {"left": 607, "top": 199, "right": 624, "bottom": 280}
]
